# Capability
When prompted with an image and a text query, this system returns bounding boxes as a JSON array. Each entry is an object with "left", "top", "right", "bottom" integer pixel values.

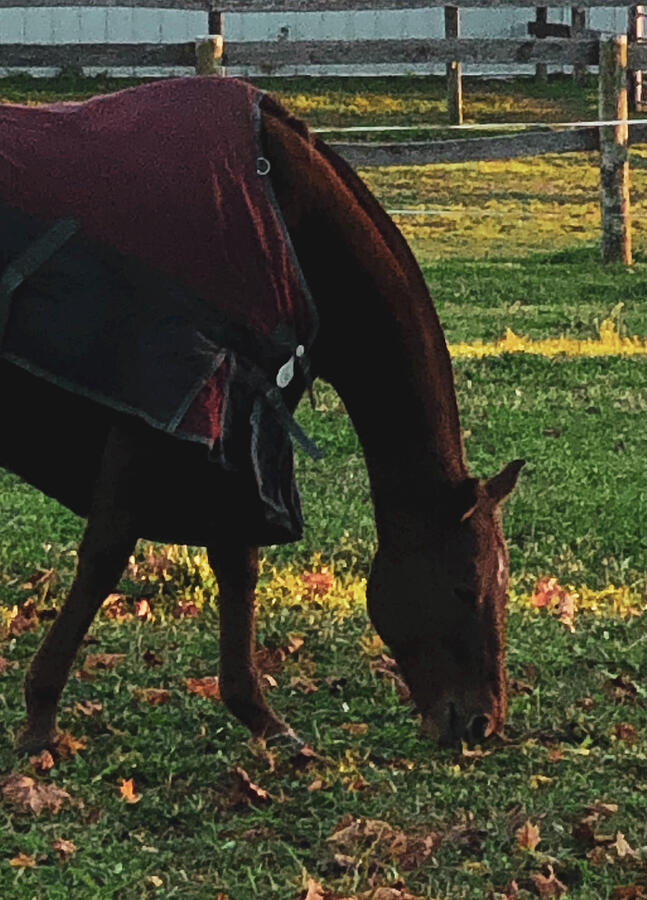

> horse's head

[{"left": 367, "top": 459, "right": 524, "bottom": 746}]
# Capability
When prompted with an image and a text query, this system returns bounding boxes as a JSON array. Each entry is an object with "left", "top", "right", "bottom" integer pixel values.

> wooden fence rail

[{"left": 0, "top": 10, "right": 641, "bottom": 262}]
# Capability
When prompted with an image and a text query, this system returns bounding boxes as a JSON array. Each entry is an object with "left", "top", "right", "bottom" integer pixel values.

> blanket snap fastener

[
  {"left": 276, "top": 355, "right": 295, "bottom": 388},
  {"left": 256, "top": 156, "right": 271, "bottom": 176},
  {"left": 296, "top": 344, "right": 304, "bottom": 358}
]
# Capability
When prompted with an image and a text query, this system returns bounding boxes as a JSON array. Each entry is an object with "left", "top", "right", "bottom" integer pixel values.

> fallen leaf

[
  {"left": 254, "top": 634, "right": 304, "bottom": 676},
  {"left": 605, "top": 674, "right": 639, "bottom": 704},
  {"left": 29, "top": 750, "right": 55, "bottom": 773},
  {"left": 73, "top": 699, "right": 103, "bottom": 717},
  {"left": 328, "top": 817, "right": 394, "bottom": 848},
  {"left": 290, "top": 746, "right": 321, "bottom": 770},
  {"left": 230, "top": 767, "right": 272, "bottom": 807},
  {"left": 369, "top": 654, "right": 411, "bottom": 703},
  {"left": 308, "top": 779, "right": 324, "bottom": 792},
  {"left": 508, "top": 677, "right": 534, "bottom": 696},
  {"left": 185, "top": 676, "right": 221, "bottom": 700},
  {"left": 389, "top": 831, "right": 438, "bottom": 870},
  {"left": 173, "top": 600, "right": 200, "bottom": 618},
  {"left": 1, "top": 773, "right": 70, "bottom": 815},
  {"left": 134, "top": 598, "right": 152, "bottom": 620},
  {"left": 530, "top": 865, "right": 567, "bottom": 898},
  {"left": 51, "top": 838, "right": 77, "bottom": 862},
  {"left": 84, "top": 653, "right": 126, "bottom": 670},
  {"left": 530, "top": 577, "right": 577, "bottom": 631},
  {"left": 301, "top": 570, "right": 335, "bottom": 596},
  {"left": 9, "top": 852, "right": 36, "bottom": 868},
  {"left": 612, "top": 886, "right": 647, "bottom": 899},
  {"left": 102, "top": 594, "right": 131, "bottom": 621},
  {"left": 146, "top": 876, "right": 164, "bottom": 889},
  {"left": 133, "top": 687, "right": 171, "bottom": 706},
  {"left": 546, "top": 748, "right": 563, "bottom": 763},
  {"left": 341, "top": 722, "right": 368, "bottom": 735},
  {"left": 53, "top": 731, "right": 87, "bottom": 760},
  {"left": 612, "top": 832, "right": 637, "bottom": 859},
  {"left": 516, "top": 820, "right": 541, "bottom": 851},
  {"left": 290, "top": 675, "right": 320, "bottom": 694},
  {"left": 614, "top": 723, "right": 639, "bottom": 743},
  {"left": 529, "top": 774, "right": 553, "bottom": 789},
  {"left": 119, "top": 778, "right": 141, "bottom": 804},
  {"left": 0, "top": 656, "right": 11, "bottom": 674}
]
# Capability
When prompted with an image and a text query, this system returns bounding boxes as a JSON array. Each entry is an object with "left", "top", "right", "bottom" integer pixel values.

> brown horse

[{"left": 2, "top": 88, "right": 522, "bottom": 755}]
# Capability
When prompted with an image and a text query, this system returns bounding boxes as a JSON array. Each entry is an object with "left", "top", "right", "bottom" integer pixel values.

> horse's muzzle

[{"left": 421, "top": 703, "right": 494, "bottom": 747}]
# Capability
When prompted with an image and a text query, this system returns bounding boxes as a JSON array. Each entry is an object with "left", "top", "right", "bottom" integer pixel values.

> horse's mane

[{"left": 260, "top": 92, "right": 430, "bottom": 302}]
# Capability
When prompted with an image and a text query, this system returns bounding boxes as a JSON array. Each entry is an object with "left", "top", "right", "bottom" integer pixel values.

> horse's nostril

[{"left": 466, "top": 714, "right": 490, "bottom": 744}]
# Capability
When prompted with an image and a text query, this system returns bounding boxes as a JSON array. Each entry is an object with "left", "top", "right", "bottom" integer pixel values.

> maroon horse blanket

[{"left": 0, "top": 77, "right": 319, "bottom": 544}]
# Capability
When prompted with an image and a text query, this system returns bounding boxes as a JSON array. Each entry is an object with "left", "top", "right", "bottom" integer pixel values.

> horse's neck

[{"left": 264, "top": 112, "right": 468, "bottom": 536}]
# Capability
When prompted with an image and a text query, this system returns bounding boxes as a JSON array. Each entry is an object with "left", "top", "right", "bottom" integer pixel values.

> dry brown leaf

[
  {"left": 369, "top": 654, "right": 411, "bottom": 703},
  {"left": 230, "top": 766, "right": 272, "bottom": 807},
  {"left": 102, "top": 594, "right": 131, "bottom": 621},
  {"left": 73, "top": 699, "right": 103, "bottom": 717},
  {"left": 308, "top": 779, "right": 325, "bottom": 792},
  {"left": 508, "top": 678, "right": 535, "bottom": 696},
  {"left": 9, "top": 852, "right": 36, "bottom": 868},
  {"left": 389, "top": 831, "right": 438, "bottom": 870},
  {"left": 133, "top": 687, "right": 171, "bottom": 706},
  {"left": 606, "top": 675, "right": 639, "bottom": 704},
  {"left": 84, "top": 652, "right": 126, "bottom": 670},
  {"left": 255, "top": 633, "right": 304, "bottom": 676},
  {"left": 134, "top": 598, "right": 152, "bottom": 620},
  {"left": 341, "top": 722, "right": 369, "bottom": 735},
  {"left": 301, "top": 878, "right": 326, "bottom": 900},
  {"left": 0, "top": 655, "right": 11, "bottom": 674},
  {"left": 614, "top": 723, "right": 639, "bottom": 743},
  {"left": 1, "top": 773, "right": 70, "bottom": 815},
  {"left": 516, "top": 820, "right": 541, "bottom": 851},
  {"left": 185, "top": 676, "right": 221, "bottom": 700},
  {"left": 54, "top": 731, "right": 87, "bottom": 760},
  {"left": 119, "top": 778, "right": 141, "bottom": 804},
  {"left": 300, "top": 570, "right": 335, "bottom": 596},
  {"left": 359, "top": 889, "right": 424, "bottom": 900},
  {"left": 530, "top": 577, "right": 577, "bottom": 631},
  {"left": 530, "top": 865, "right": 567, "bottom": 898},
  {"left": 612, "top": 832, "right": 636, "bottom": 859},
  {"left": 29, "top": 750, "right": 55, "bottom": 773},
  {"left": 328, "top": 817, "right": 394, "bottom": 848},
  {"left": 51, "top": 838, "right": 77, "bottom": 862},
  {"left": 612, "top": 886, "right": 647, "bottom": 899},
  {"left": 289, "top": 675, "right": 320, "bottom": 694},
  {"left": 546, "top": 748, "right": 564, "bottom": 763},
  {"left": 173, "top": 600, "right": 200, "bottom": 618}
]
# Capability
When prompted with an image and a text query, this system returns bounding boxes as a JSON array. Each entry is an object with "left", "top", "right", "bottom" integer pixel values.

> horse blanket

[{"left": 0, "top": 77, "right": 319, "bottom": 545}]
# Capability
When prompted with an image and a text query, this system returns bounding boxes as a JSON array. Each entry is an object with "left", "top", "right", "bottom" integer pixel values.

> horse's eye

[{"left": 455, "top": 588, "right": 477, "bottom": 606}]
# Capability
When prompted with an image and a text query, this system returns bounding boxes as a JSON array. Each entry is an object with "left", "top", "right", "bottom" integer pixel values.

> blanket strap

[
  {"left": 0, "top": 217, "right": 79, "bottom": 347},
  {"left": 240, "top": 359, "right": 323, "bottom": 460}
]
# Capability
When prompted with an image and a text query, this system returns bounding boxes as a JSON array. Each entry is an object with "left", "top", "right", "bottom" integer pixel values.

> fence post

[
  {"left": 572, "top": 7, "right": 587, "bottom": 82},
  {"left": 445, "top": 6, "right": 463, "bottom": 125},
  {"left": 535, "top": 7, "right": 548, "bottom": 81},
  {"left": 195, "top": 6, "right": 224, "bottom": 75},
  {"left": 628, "top": 5, "right": 644, "bottom": 111},
  {"left": 599, "top": 34, "right": 632, "bottom": 265}
]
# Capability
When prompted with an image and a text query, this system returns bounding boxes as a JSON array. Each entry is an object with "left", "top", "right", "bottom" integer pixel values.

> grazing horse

[{"left": 0, "top": 82, "right": 523, "bottom": 754}]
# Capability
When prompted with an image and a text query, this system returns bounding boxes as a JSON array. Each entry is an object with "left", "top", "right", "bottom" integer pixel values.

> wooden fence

[{"left": 0, "top": 2, "right": 644, "bottom": 262}]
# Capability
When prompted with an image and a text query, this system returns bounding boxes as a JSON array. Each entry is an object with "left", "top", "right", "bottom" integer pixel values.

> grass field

[{"left": 0, "top": 74, "right": 646, "bottom": 900}]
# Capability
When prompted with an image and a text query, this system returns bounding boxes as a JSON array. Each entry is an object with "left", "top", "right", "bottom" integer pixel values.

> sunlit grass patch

[{"left": 449, "top": 315, "right": 647, "bottom": 359}]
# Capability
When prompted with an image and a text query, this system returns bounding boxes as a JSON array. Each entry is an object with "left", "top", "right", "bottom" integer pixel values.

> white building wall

[{"left": 0, "top": 6, "right": 632, "bottom": 78}]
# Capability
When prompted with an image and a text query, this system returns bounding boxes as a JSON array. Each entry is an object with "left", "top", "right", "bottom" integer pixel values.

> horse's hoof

[
  {"left": 264, "top": 728, "right": 305, "bottom": 751},
  {"left": 15, "top": 727, "right": 56, "bottom": 757}
]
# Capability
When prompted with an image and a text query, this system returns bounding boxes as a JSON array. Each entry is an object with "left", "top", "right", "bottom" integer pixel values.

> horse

[{"left": 0, "top": 81, "right": 523, "bottom": 755}]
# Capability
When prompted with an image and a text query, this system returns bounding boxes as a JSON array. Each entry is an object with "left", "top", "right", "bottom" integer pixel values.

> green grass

[{"left": 0, "top": 73, "right": 646, "bottom": 900}]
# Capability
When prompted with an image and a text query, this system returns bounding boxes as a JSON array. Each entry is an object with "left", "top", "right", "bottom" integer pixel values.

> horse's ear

[{"left": 485, "top": 459, "right": 525, "bottom": 505}]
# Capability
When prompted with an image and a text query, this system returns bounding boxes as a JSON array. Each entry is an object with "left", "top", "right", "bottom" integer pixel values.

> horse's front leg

[
  {"left": 16, "top": 428, "right": 138, "bottom": 755},
  {"left": 208, "top": 542, "right": 300, "bottom": 746}
]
